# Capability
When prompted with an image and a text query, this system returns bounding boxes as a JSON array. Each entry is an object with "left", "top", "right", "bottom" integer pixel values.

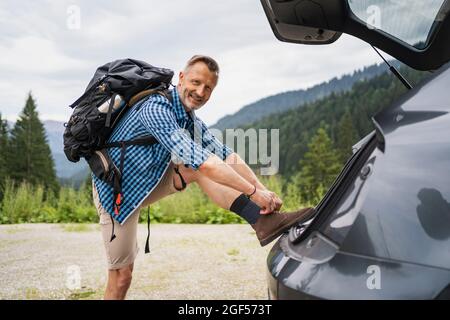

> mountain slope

[
  {"left": 6, "top": 61, "right": 414, "bottom": 185},
  {"left": 244, "top": 66, "right": 429, "bottom": 177},
  {"left": 43, "top": 120, "right": 88, "bottom": 180},
  {"left": 211, "top": 61, "right": 402, "bottom": 130}
]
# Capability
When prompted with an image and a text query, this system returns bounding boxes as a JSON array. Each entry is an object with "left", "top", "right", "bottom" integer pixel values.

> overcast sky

[{"left": 0, "top": 0, "right": 384, "bottom": 125}]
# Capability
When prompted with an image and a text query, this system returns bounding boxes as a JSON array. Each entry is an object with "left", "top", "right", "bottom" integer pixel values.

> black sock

[{"left": 229, "top": 194, "right": 261, "bottom": 224}]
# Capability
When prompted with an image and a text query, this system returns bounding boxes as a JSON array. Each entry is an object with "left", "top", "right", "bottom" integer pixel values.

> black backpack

[{"left": 63, "top": 59, "right": 174, "bottom": 235}]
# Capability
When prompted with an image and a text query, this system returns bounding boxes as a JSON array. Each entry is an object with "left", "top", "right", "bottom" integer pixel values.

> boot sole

[{"left": 259, "top": 208, "right": 316, "bottom": 247}]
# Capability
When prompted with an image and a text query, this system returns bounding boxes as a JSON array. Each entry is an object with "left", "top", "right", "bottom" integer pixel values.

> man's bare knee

[
  {"left": 115, "top": 266, "right": 133, "bottom": 290},
  {"left": 175, "top": 164, "right": 200, "bottom": 185}
]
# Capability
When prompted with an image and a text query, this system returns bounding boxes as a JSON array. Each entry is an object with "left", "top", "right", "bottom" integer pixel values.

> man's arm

[
  {"left": 139, "top": 95, "right": 211, "bottom": 170},
  {"left": 196, "top": 118, "right": 282, "bottom": 211},
  {"left": 224, "top": 152, "right": 283, "bottom": 211},
  {"left": 224, "top": 152, "right": 267, "bottom": 191},
  {"left": 199, "top": 154, "right": 276, "bottom": 214},
  {"left": 139, "top": 96, "right": 275, "bottom": 212},
  {"left": 195, "top": 118, "right": 265, "bottom": 190}
]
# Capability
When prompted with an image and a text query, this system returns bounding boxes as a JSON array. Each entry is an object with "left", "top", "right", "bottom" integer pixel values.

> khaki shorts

[{"left": 92, "top": 162, "right": 179, "bottom": 270}]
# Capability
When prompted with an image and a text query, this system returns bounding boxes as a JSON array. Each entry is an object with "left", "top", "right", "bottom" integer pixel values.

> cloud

[
  {"left": 0, "top": 36, "right": 88, "bottom": 74},
  {"left": 197, "top": 34, "right": 379, "bottom": 124},
  {"left": 0, "top": 0, "right": 382, "bottom": 124}
]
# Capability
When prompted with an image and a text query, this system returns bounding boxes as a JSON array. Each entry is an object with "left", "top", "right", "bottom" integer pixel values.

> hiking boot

[{"left": 251, "top": 207, "right": 315, "bottom": 246}]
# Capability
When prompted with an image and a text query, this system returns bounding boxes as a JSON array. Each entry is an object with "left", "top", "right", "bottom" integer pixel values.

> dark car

[{"left": 260, "top": 0, "right": 450, "bottom": 299}]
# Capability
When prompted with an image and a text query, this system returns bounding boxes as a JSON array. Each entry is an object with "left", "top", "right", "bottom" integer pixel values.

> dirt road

[{"left": 0, "top": 223, "right": 272, "bottom": 300}]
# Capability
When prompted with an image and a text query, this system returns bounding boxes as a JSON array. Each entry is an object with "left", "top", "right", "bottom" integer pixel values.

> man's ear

[{"left": 179, "top": 71, "right": 184, "bottom": 82}]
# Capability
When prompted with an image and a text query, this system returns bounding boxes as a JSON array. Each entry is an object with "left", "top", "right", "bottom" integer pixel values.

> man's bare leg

[
  {"left": 175, "top": 165, "right": 244, "bottom": 210},
  {"left": 174, "top": 164, "right": 315, "bottom": 247},
  {"left": 104, "top": 263, "right": 134, "bottom": 300}
]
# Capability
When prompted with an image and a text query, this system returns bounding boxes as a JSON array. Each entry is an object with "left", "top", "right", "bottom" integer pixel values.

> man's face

[{"left": 177, "top": 62, "right": 218, "bottom": 111}]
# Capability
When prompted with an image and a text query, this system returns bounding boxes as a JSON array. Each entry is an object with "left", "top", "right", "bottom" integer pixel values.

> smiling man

[{"left": 92, "top": 55, "right": 315, "bottom": 299}]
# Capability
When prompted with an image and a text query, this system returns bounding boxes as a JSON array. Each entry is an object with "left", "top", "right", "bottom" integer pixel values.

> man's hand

[
  {"left": 269, "top": 191, "right": 283, "bottom": 212},
  {"left": 251, "top": 189, "right": 277, "bottom": 214}
]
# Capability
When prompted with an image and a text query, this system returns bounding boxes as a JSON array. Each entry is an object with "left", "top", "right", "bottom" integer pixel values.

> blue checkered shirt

[{"left": 92, "top": 88, "right": 233, "bottom": 224}]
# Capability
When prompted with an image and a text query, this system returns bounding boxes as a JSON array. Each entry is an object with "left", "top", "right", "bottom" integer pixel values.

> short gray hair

[{"left": 184, "top": 55, "right": 219, "bottom": 77}]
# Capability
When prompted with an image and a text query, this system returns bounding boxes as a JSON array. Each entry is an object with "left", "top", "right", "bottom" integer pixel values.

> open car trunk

[
  {"left": 261, "top": 0, "right": 450, "bottom": 299},
  {"left": 261, "top": 0, "right": 450, "bottom": 71}
]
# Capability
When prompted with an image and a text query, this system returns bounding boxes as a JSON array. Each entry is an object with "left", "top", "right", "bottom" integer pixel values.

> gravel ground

[{"left": 0, "top": 223, "right": 272, "bottom": 300}]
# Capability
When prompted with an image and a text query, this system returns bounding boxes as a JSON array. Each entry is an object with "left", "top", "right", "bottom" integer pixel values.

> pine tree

[
  {"left": 293, "top": 126, "right": 342, "bottom": 204},
  {"left": 0, "top": 113, "right": 9, "bottom": 199},
  {"left": 7, "top": 93, "right": 59, "bottom": 195},
  {"left": 336, "top": 110, "right": 359, "bottom": 164}
]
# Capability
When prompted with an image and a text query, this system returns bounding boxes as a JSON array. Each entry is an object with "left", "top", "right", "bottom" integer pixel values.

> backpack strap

[
  {"left": 103, "top": 135, "right": 158, "bottom": 148},
  {"left": 105, "top": 93, "right": 117, "bottom": 128},
  {"left": 161, "top": 88, "right": 174, "bottom": 104},
  {"left": 128, "top": 89, "right": 158, "bottom": 107},
  {"left": 103, "top": 136, "right": 159, "bottom": 220},
  {"left": 102, "top": 89, "right": 174, "bottom": 248},
  {"left": 145, "top": 206, "right": 151, "bottom": 254},
  {"left": 128, "top": 85, "right": 173, "bottom": 107},
  {"left": 173, "top": 165, "right": 187, "bottom": 191}
]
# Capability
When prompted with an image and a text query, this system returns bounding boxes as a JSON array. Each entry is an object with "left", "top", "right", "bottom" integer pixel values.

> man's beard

[{"left": 184, "top": 90, "right": 204, "bottom": 110}]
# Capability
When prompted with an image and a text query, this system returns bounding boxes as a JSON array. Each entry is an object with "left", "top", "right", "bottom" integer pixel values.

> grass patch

[
  {"left": 24, "top": 287, "right": 41, "bottom": 300},
  {"left": 68, "top": 288, "right": 97, "bottom": 300},
  {"left": 61, "top": 224, "right": 92, "bottom": 232},
  {"left": 0, "top": 239, "right": 30, "bottom": 249},
  {"left": 1, "top": 175, "right": 310, "bottom": 224},
  {"left": 3, "top": 226, "right": 29, "bottom": 234},
  {"left": 227, "top": 248, "right": 240, "bottom": 256}
]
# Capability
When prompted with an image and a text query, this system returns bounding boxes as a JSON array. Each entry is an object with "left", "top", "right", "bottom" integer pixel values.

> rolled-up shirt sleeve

[
  {"left": 195, "top": 118, "right": 234, "bottom": 161},
  {"left": 139, "top": 96, "right": 211, "bottom": 170}
]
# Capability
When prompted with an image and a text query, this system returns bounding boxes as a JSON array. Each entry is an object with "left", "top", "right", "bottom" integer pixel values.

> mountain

[
  {"left": 244, "top": 66, "right": 430, "bottom": 176},
  {"left": 42, "top": 120, "right": 89, "bottom": 182},
  {"left": 5, "top": 61, "right": 410, "bottom": 186},
  {"left": 211, "top": 61, "right": 402, "bottom": 130}
]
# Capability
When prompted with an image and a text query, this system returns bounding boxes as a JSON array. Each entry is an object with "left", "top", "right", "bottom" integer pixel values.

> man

[{"left": 92, "top": 55, "right": 315, "bottom": 300}]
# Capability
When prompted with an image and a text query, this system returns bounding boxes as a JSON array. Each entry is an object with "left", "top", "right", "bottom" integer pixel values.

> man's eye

[{"left": 192, "top": 80, "right": 199, "bottom": 85}]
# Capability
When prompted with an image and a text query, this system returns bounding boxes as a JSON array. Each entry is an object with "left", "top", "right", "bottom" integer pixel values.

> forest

[{"left": 0, "top": 65, "right": 429, "bottom": 224}]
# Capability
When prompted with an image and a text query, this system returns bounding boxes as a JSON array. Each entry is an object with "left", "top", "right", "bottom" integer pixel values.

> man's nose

[{"left": 195, "top": 86, "right": 206, "bottom": 98}]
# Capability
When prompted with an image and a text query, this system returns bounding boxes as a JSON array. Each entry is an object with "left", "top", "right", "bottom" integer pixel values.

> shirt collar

[{"left": 171, "top": 87, "right": 196, "bottom": 122}]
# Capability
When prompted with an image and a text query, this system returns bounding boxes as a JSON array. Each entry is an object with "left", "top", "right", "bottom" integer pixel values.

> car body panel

[
  {"left": 267, "top": 64, "right": 450, "bottom": 299},
  {"left": 267, "top": 240, "right": 450, "bottom": 299}
]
